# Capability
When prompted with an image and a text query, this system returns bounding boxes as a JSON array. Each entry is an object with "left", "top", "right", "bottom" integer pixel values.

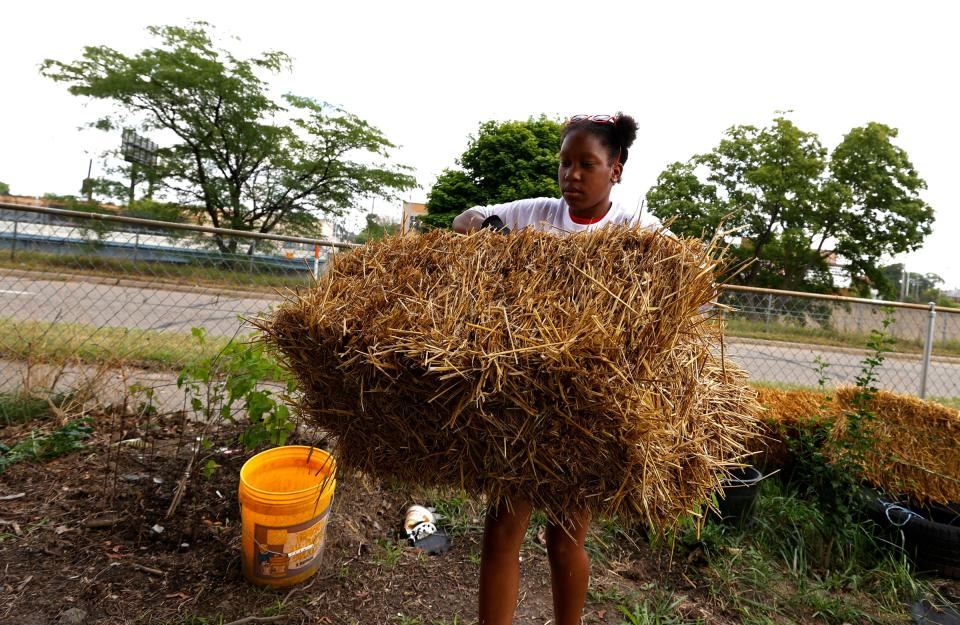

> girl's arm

[{"left": 452, "top": 208, "right": 487, "bottom": 234}]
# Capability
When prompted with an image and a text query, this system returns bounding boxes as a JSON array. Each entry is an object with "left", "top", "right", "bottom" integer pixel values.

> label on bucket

[{"left": 253, "top": 507, "right": 331, "bottom": 579}]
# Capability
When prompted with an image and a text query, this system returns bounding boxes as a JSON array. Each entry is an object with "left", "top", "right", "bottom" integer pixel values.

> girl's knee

[
  {"left": 483, "top": 500, "right": 531, "bottom": 552},
  {"left": 545, "top": 514, "right": 590, "bottom": 565},
  {"left": 545, "top": 529, "right": 587, "bottom": 567}
]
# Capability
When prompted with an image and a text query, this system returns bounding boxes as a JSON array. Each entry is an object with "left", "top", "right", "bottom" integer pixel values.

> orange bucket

[{"left": 238, "top": 446, "right": 337, "bottom": 587}]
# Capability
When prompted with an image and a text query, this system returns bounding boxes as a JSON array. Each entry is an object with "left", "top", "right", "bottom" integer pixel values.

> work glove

[{"left": 480, "top": 215, "right": 510, "bottom": 235}]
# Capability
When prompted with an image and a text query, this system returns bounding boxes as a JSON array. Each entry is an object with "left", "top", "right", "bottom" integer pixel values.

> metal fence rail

[
  {"left": 720, "top": 286, "right": 959, "bottom": 399},
  {"left": 0, "top": 202, "right": 956, "bottom": 405}
]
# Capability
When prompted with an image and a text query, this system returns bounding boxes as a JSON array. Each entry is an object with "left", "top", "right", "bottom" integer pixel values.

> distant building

[
  {"left": 401, "top": 201, "right": 427, "bottom": 233},
  {"left": 945, "top": 289, "right": 960, "bottom": 303}
]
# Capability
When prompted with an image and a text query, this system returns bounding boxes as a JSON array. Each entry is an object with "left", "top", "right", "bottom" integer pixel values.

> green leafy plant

[
  {"left": 177, "top": 327, "right": 298, "bottom": 450},
  {"left": 786, "top": 310, "right": 894, "bottom": 548},
  {"left": 0, "top": 418, "right": 93, "bottom": 473}
]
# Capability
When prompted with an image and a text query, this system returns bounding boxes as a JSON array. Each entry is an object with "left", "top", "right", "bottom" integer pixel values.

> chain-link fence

[
  {"left": 0, "top": 203, "right": 352, "bottom": 409},
  {"left": 720, "top": 286, "right": 960, "bottom": 400},
  {"left": 0, "top": 202, "right": 957, "bottom": 406}
]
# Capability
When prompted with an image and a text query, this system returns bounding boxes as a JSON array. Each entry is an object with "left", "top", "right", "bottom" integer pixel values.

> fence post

[
  {"left": 313, "top": 243, "right": 320, "bottom": 279},
  {"left": 919, "top": 302, "right": 936, "bottom": 399}
]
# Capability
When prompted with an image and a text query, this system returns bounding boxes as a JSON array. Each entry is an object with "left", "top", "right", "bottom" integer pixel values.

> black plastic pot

[{"left": 716, "top": 466, "right": 764, "bottom": 523}]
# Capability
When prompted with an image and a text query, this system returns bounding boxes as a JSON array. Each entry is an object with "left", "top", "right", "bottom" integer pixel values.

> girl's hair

[{"left": 561, "top": 112, "right": 639, "bottom": 166}]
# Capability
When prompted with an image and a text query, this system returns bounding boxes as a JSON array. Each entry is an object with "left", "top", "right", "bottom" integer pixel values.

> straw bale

[
  {"left": 258, "top": 227, "right": 761, "bottom": 530},
  {"left": 750, "top": 388, "right": 835, "bottom": 468},
  {"left": 832, "top": 388, "right": 960, "bottom": 503},
  {"left": 755, "top": 387, "right": 960, "bottom": 503}
]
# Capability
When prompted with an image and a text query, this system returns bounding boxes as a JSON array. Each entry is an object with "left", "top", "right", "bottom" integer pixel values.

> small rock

[
  {"left": 60, "top": 607, "right": 87, "bottom": 625},
  {"left": 151, "top": 524, "right": 164, "bottom": 534}
]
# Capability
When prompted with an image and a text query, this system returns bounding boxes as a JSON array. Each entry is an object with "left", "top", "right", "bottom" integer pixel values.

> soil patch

[{"left": 0, "top": 407, "right": 732, "bottom": 625}]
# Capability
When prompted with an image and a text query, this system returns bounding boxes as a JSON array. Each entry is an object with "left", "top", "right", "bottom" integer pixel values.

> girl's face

[{"left": 558, "top": 129, "right": 622, "bottom": 216}]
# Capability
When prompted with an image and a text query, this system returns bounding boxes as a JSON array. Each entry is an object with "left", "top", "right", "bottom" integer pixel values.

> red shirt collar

[{"left": 569, "top": 205, "right": 610, "bottom": 225}]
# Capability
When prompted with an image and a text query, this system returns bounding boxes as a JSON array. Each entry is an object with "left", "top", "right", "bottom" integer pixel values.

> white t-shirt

[{"left": 465, "top": 197, "right": 664, "bottom": 236}]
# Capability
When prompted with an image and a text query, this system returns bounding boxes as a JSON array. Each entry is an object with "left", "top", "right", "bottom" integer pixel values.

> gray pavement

[
  {"left": 1, "top": 273, "right": 958, "bottom": 398},
  {"left": 0, "top": 274, "right": 273, "bottom": 337},
  {"left": 724, "top": 340, "right": 960, "bottom": 398}
]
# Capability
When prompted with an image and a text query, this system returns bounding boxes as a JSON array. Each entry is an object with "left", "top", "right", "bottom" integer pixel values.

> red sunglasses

[{"left": 567, "top": 114, "right": 618, "bottom": 126}]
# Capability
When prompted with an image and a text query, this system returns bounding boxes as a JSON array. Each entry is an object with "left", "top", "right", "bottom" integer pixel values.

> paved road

[
  {"left": 2, "top": 274, "right": 958, "bottom": 398},
  {"left": 724, "top": 340, "right": 959, "bottom": 399},
  {"left": 0, "top": 273, "right": 273, "bottom": 337}
]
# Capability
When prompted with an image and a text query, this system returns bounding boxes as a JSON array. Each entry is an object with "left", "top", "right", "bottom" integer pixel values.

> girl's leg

[
  {"left": 546, "top": 511, "right": 591, "bottom": 625},
  {"left": 478, "top": 498, "right": 532, "bottom": 625}
]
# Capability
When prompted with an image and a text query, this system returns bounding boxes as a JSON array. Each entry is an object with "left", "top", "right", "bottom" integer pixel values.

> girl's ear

[{"left": 612, "top": 162, "right": 624, "bottom": 184}]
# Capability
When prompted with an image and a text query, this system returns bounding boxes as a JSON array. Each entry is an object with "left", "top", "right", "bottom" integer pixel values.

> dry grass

[
  {"left": 757, "top": 387, "right": 960, "bottom": 503},
  {"left": 258, "top": 226, "right": 761, "bottom": 531}
]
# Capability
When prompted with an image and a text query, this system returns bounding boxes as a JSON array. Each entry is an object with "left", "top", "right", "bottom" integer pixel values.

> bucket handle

[{"left": 251, "top": 498, "right": 335, "bottom": 559}]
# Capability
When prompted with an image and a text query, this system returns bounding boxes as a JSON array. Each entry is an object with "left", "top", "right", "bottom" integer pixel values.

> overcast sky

[{"left": 2, "top": 1, "right": 958, "bottom": 288}]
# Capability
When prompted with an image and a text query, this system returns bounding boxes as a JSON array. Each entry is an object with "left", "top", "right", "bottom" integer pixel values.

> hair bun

[{"left": 614, "top": 113, "right": 638, "bottom": 150}]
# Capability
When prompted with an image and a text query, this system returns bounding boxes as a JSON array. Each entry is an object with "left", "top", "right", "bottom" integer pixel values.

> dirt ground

[
  {"left": 1, "top": 404, "right": 957, "bottom": 625},
  {"left": 0, "top": 402, "right": 748, "bottom": 625}
]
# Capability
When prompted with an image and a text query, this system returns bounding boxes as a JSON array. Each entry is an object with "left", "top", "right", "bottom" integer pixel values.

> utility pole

[
  {"left": 83, "top": 159, "right": 94, "bottom": 203},
  {"left": 900, "top": 264, "right": 909, "bottom": 302},
  {"left": 128, "top": 163, "right": 138, "bottom": 207}
]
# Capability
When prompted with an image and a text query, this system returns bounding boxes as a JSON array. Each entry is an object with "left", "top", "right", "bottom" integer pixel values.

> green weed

[
  {"left": 374, "top": 538, "right": 405, "bottom": 569},
  {"left": 177, "top": 328, "right": 296, "bottom": 450},
  {"left": 587, "top": 583, "right": 634, "bottom": 606},
  {"left": 0, "top": 418, "right": 92, "bottom": 473},
  {"left": 426, "top": 489, "right": 484, "bottom": 537},
  {"left": 617, "top": 590, "right": 701, "bottom": 625},
  {"left": 0, "top": 391, "right": 70, "bottom": 425}
]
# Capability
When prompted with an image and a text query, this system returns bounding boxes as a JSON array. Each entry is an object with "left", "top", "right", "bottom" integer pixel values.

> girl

[{"left": 452, "top": 113, "right": 663, "bottom": 625}]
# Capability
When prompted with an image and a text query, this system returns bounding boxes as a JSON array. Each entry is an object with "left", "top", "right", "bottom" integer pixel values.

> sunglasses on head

[{"left": 567, "top": 114, "right": 618, "bottom": 126}]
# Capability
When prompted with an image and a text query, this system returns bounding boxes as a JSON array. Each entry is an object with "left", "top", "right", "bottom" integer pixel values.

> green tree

[
  {"left": 423, "top": 116, "right": 562, "bottom": 229},
  {"left": 880, "top": 263, "right": 953, "bottom": 305},
  {"left": 646, "top": 117, "right": 933, "bottom": 293},
  {"left": 0, "top": 181, "right": 9, "bottom": 195},
  {"left": 41, "top": 23, "right": 416, "bottom": 252},
  {"left": 354, "top": 213, "right": 400, "bottom": 244}
]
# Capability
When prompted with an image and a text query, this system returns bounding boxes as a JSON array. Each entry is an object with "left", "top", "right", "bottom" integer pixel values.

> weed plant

[
  {"left": 0, "top": 417, "right": 92, "bottom": 473},
  {"left": 176, "top": 328, "right": 297, "bottom": 450},
  {"left": 0, "top": 391, "right": 71, "bottom": 425},
  {"left": 664, "top": 312, "right": 947, "bottom": 623}
]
